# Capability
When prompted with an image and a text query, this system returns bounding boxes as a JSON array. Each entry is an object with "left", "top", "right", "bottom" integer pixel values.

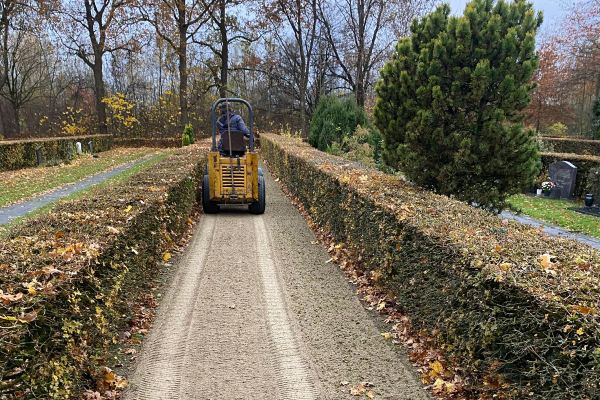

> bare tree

[
  {"left": 194, "top": 0, "right": 258, "bottom": 98},
  {"left": 0, "top": 28, "right": 47, "bottom": 135},
  {"left": 136, "top": 0, "right": 214, "bottom": 128},
  {"left": 263, "top": 0, "right": 318, "bottom": 135},
  {"left": 317, "top": 0, "right": 435, "bottom": 107},
  {"left": 55, "top": 0, "right": 136, "bottom": 134}
]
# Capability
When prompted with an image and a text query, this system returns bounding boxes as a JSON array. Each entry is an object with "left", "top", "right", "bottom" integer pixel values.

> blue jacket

[{"left": 218, "top": 112, "right": 250, "bottom": 137}]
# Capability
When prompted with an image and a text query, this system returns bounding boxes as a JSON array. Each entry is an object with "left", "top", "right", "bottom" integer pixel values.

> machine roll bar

[{"left": 210, "top": 98, "right": 255, "bottom": 152}]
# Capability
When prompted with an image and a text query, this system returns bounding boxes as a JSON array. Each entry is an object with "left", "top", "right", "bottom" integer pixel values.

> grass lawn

[
  {"left": 0, "top": 151, "right": 172, "bottom": 238},
  {"left": 507, "top": 194, "right": 600, "bottom": 238},
  {"left": 0, "top": 147, "right": 155, "bottom": 207}
]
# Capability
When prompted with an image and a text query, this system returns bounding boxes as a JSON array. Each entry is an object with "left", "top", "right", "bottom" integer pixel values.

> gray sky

[{"left": 444, "top": 0, "right": 579, "bottom": 34}]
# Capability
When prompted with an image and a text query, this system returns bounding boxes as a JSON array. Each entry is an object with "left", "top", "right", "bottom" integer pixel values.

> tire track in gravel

[
  {"left": 126, "top": 210, "right": 314, "bottom": 399},
  {"left": 125, "top": 216, "right": 217, "bottom": 399}
]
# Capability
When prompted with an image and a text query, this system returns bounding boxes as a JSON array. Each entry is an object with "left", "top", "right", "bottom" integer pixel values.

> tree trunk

[
  {"left": 93, "top": 54, "right": 107, "bottom": 134},
  {"left": 12, "top": 102, "right": 20, "bottom": 137},
  {"left": 178, "top": 31, "right": 188, "bottom": 128},
  {"left": 355, "top": 0, "right": 366, "bottom": 108},
  {"left": 219, "top": 0, "right": 228, "bottom": 98}
]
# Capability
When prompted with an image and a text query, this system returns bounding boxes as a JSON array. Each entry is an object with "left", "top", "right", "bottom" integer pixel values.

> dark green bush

[
  {"left": 183, "top": 123, "right": 195, "bottom": 144},
  {"left": 374, "top": 0, "right": 542, "bottom": 210},
  {"left": 309, "top": 96, "right": 371, "bottom": 151},
  {"left": 262, "top": 133, "right": 600, "bottom": 400}
]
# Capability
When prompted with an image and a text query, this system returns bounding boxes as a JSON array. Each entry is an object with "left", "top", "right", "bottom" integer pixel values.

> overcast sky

[{"left": 444, "top": 0, "right": 580, "bottom": 34}]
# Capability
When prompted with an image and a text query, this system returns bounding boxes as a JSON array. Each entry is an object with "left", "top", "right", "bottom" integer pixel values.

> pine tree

[{"left": 374, "top": 0, "right": 543, "bottom": 210}]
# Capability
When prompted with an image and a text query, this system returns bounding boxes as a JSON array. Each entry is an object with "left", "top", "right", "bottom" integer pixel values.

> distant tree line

[
  {"left": 0, "top": 0, "right": 436, "bottom": 139},
  {"left": 524, "top": 0, "right": 600, "bottom": 138}
]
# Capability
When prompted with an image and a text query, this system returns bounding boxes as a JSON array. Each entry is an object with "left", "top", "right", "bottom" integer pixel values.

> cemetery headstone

[
  {"left": 76, "top": 142, "right": 82, "bottom": 154},
  {"left": 88, "top": 141, "right": 94, "bottom": 154},
  {"left": 549, "top": 161, "right": 577, "bottom": 199}
]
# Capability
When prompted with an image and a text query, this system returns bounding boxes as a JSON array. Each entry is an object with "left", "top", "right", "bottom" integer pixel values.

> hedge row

[
  {"left": 541, "top": 137, "right": 600, "bottom": 156},
  {"left": 0, "top": 143, "right": 208, "bottom": 398},
  {"left": 261, "top": 133, "right": 600, "bottom": 400},
  {"left": 113, "top": 137, "right": 181, "bottom": 148},
  {"left": 0, "top": 135, "right": 113, "bottom": 172},
  {"left": 541, "top": 152, "right": 600, "bottom": 198}
]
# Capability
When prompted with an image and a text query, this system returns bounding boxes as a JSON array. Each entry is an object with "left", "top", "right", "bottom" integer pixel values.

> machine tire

[
  {"left": 202, "top": 175, "right": 219, "bottom": 214},
  {"left": 249, "top": 175, "right": 266, "bottom": 215}
]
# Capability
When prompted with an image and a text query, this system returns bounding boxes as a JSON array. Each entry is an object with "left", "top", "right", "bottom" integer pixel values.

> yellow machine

[{"left": 202, "top": 98, "right": 265, "bottom": 214}]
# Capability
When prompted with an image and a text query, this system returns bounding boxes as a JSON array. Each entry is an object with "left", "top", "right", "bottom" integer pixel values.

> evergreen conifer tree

[{"left": 374, "top": 0, "right": 543, "bottom": 209}]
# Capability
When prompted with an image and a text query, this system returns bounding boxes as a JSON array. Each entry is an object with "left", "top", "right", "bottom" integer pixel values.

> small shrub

[
  {"left": 102, "top": 93, "right": 139, "bottom": 136},
  {"left": 327, "top": 125, "right": 381, "bottom": 168},
  {"left": 182, "top": 132, "right": 191, "bottom": 147},
  {"left": 183, "top": 123, "right": 195, "bottom": 144},
  {"left": 325, "top": 141, "right": 343, "bottom": 156},
  {"left": 543, "top": 122, "right": 569, "bottom": 137},
  {"left": 309, "top": 96, "right": 370, "bottom": 151},
  {"left": 60, "top": 108, "right": 90, "bottom": 136}
]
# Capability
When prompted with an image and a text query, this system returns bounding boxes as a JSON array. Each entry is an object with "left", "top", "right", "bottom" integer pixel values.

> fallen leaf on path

[{"left": 163, "top": 252, "right": 172, "bottom": 262}]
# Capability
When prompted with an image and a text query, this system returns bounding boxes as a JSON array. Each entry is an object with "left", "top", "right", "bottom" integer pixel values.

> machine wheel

[
  {"left": 258, "top": 167, "right": 264, "bottom": 177},
  {"left": 249, "top": 175, "right": 266, "bottom": 215},
  {"left": 202, "top": 175, "right": 219, "bottom": 214}
]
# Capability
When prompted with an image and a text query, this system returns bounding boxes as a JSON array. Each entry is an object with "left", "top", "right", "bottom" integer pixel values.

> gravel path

[
  {"left": 0, "top": 159, "right": 145, "bottom": 225},
  {"left": 125, "top": 166, "right": 429, "bottom": 400},
  {"left": 500, "top": 211, "right": 600, "bottom": 250}
]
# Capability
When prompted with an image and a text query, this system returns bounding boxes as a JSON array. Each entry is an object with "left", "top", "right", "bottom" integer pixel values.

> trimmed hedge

[
  {"left": 0, "top": 143, "right": 208, "bottom": 398},
  {"left": 0, "top": 135, "right": 113, "bottom": 172},
  {"left": 541, "top": 152, "right": 600, "bottom": 198},
  {"left": 261, "top": 133, "right": 600, "bottom": 400},
  {"left": 113, "top": 137, "right": 181, "bottom": 148},
  {"left": 540, "top": 137, "right": 600, "bottom": 156}
]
